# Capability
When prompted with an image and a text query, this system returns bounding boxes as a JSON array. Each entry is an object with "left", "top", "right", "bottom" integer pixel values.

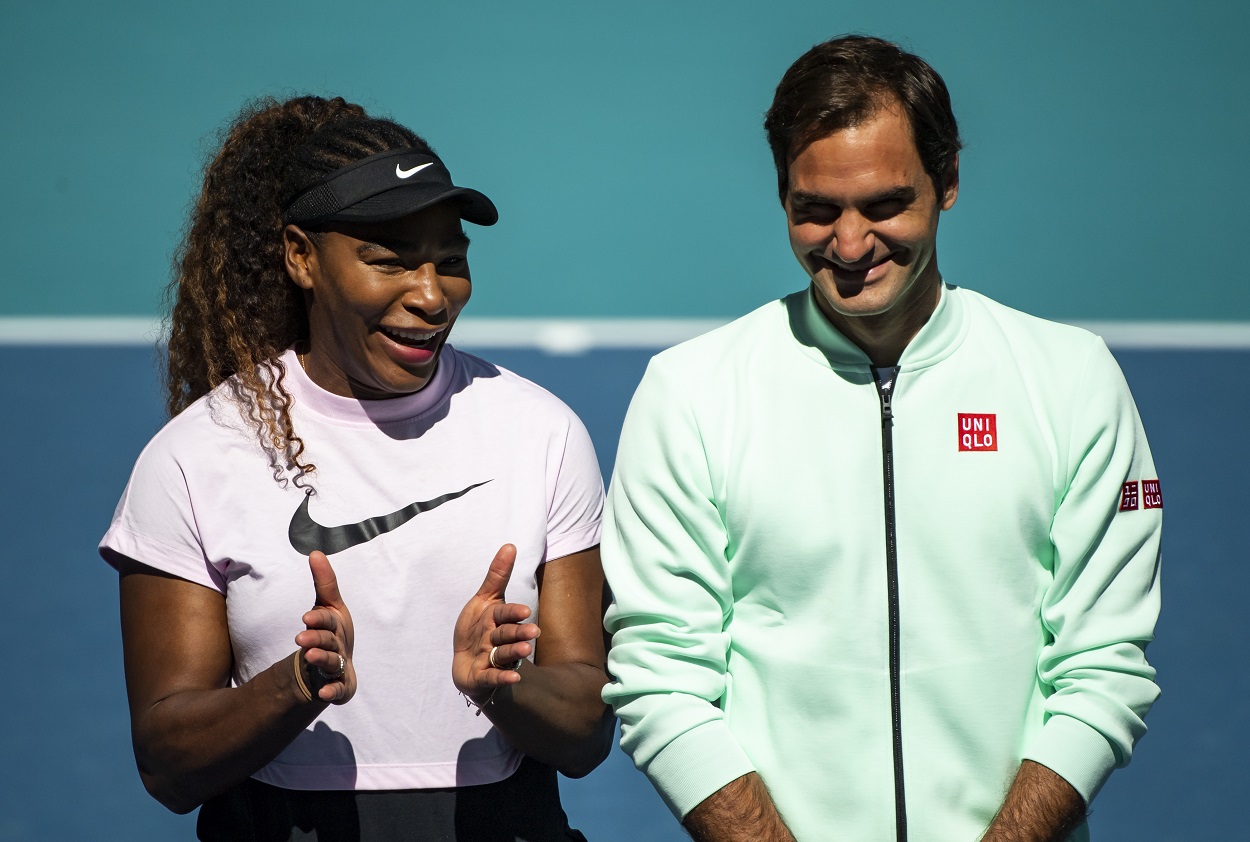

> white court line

[
  {"left": 1074, "top": 322, "right": 1250, "bottom": 350},
  {"left": 2, "top": 316, "right": 1250, "bottom": 351},
  {"left": 452, "top": 318, "right": 729, "bottom": 354},
  {"left": 0, "top": 316, "right": 167, "bottom": 346}
]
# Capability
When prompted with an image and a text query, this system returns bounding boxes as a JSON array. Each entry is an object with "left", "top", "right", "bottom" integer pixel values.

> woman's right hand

[
  {"left": 295, "top": 550, "right": 356, "bottom": 704},
  {"left": 119, "top": 552, "right": 350, "bottom": 812}
]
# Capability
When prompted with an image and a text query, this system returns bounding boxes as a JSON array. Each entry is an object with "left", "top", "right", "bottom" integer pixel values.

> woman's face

[{"left": 285, "top": 201, "right": 472, "bottom": 400}]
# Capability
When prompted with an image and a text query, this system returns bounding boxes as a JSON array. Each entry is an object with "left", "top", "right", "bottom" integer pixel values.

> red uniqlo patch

[
  {"left": 1142, "top": 479, "right": 1163, "bottom": 509},
  {"left": 1119, "top": 481, "right": 1139, "bottom": 511},
  {"left": 957, "top": 413, "right": 997, "bottom": 451}
]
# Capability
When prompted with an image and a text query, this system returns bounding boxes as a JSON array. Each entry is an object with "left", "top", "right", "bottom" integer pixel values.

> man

[{"left": 601, "top": 35, "right": 1161, "bottom": 841}]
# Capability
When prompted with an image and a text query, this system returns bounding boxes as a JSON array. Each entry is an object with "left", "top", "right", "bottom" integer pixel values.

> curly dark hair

[
  {"left": 165, "top": 95, "right": 433, "bottom": 479},
  {"left": 764, "top": 35, "right": 962, "bottom": 203}
]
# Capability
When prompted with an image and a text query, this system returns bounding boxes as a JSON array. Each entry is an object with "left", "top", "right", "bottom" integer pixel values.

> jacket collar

[{"left": 785, "top": 281, "right": 969, "bottom": 373}]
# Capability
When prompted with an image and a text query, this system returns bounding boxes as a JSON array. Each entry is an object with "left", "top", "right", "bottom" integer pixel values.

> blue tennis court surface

[{"left": 2, "top": 344, "right": 1244, "bottom": 840}]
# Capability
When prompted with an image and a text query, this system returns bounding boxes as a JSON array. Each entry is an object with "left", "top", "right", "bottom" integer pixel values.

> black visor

[{"left": 283, "top": 148, "right": 498, "bottom": 227}]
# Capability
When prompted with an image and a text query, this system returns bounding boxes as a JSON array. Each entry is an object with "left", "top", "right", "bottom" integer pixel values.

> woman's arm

[
  {"left": 118, "top": 550, "right": 355, "bottom": 813},
  {"left": 452, "top": 545, "right": 614, "bottom": 778}
]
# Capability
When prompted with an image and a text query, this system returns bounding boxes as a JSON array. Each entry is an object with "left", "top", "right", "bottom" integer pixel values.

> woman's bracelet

[
  {"left": 292, "top": 651, "right": 314, "bottom": 702},
  {"left": 461, "top": 688, "right": 498, "bottom": 716},
  {"left": 461, "top": 656, "right": 526, "bottom": 715}
]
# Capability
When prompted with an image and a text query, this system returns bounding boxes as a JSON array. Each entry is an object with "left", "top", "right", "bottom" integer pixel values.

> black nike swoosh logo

[{"left": 288, "top": 481, "right": 491, "bottom": 556}]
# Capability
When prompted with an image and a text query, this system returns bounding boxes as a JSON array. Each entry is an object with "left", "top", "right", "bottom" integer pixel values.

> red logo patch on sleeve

[
  {"left": 1142, "top": 479, "right": 1163, "bottom": 509},
  {"left": 958, "top": 413, "right": 997, "bottom": 451},
  {"left": 1119, "top": 481, "right": 1140, "bottom": 511}
]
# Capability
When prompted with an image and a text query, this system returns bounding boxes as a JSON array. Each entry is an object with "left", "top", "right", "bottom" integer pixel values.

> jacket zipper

[{"left": 873, "top": 365, "right": 907, "bottom": 842}]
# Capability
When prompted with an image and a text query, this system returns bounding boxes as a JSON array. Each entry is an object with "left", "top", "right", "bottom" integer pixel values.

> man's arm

[
  {"left": 601, "top": 358, "right": 759, "bottom": 822},
  {"left": 683, "top": 773, "right": 796, "bottom": 842},
  {"left": 1023, "top": 338, "right": 1162, "bottom": 805},
  {"left": 981, "top": 761, "right": 1085, "bottom": 842}
]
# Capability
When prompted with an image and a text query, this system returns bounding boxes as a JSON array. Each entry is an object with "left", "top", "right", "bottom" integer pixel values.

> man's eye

[
  {"left": 794, "top": 205, "right": 838, "bottom": 223},
  {"left": 865, "top": 200, "right": 906, "bottom": 221}
]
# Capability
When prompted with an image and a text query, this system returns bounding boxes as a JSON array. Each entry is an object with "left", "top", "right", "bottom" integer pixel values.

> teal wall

[{"left": 3, "top": 0, "right": 1246, "bottom": 321}]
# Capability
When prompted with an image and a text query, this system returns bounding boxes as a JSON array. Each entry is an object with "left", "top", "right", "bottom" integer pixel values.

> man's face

[{"left": 785, "top": 104, "right": 958, "bottom": 329}]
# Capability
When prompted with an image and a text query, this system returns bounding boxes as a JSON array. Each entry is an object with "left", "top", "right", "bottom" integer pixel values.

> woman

[{"left": 100, "top": 95, "right": 613, "bottom": 840}]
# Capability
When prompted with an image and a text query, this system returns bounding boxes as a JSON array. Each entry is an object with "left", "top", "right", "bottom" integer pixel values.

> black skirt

[{"left": 196, "top": 756, "right": 588, "bottom": 842}]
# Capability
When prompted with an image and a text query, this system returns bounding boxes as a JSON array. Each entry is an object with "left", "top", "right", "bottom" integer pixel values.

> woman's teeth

[{"left": 382, "top": 326, "right": 440, "bottom": 346}]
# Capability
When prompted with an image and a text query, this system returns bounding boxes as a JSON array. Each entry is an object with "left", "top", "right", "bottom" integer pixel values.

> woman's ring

[
  {"left": 316, "top": 653, "right": 346, "bottom": 680},
  {"left": 489, "top": 646, "right": 522, "bottom": 671}
]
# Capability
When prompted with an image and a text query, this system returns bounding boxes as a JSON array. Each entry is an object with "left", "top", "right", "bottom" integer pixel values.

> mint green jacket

[{"left": 602, "top": 285, "right": 1161, "bottom": 841}]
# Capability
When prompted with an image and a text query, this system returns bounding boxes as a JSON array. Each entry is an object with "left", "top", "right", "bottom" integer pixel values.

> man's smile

[{"left": 814, "top": 252, "right": 897, "bottom": 287}]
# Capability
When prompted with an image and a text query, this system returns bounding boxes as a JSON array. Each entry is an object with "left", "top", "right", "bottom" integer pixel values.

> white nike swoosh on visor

[{"left": 396, "top": 162, "right": 434, "bottom": 179}]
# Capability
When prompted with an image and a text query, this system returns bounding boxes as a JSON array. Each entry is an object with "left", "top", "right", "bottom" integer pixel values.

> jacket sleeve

[
  {"left": 1022, "top": 337, "right": 1162, "bottom": 803},
  {"left": 600, "top": 358, "right": 756, "bottom": 819}
]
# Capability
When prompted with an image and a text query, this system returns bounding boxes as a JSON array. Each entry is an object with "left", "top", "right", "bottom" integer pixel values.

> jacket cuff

[
  {"left": 640, "top": 719, "right": 757, "bottom": 819},
  {"left": 1021, "top": 714, "right": 1119, "bottom": 803}
]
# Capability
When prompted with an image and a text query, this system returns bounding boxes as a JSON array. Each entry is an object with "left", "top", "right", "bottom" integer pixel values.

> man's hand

[
  {"left": 683, "top": 772, "right": 796, "bottom": 842},
  {"left": 981, "top": 760, "right": 1086, "bottom": 842}
]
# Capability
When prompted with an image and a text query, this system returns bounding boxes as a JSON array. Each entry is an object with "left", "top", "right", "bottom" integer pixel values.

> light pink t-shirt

[{"left": 101, "top": 346, "right": 603, "bottom": 790}]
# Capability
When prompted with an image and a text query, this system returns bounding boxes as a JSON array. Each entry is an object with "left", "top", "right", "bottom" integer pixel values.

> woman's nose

[{"left": 401, "top": 264, "right": 447, "bottom": 316}]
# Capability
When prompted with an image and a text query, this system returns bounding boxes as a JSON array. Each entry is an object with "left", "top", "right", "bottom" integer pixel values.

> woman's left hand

[{"left": 452, "top": 544, "right": 541, "bottom": 705}]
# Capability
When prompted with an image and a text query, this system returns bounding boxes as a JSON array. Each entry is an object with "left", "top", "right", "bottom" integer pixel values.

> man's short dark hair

[{"left": 764, "top": 35, "right": 962, "bottom": 202}]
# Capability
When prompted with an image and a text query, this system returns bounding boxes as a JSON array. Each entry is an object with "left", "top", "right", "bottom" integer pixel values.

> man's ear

[
  {"left": 940, "top": 154, "right": 959, "bottom": 211},
  {"left": 284, "top": 225, "right": 318, "bottom": 291}
]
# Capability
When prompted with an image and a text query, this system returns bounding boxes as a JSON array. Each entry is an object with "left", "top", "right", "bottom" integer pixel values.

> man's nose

[{"left": 826, "top": 215, "right": 875, "bottom": 266}]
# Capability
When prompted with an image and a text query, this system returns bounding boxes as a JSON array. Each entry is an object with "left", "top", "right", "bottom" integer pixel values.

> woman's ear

[{"left": 284, "top": 225, "right": 318, "bottom": 291}]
